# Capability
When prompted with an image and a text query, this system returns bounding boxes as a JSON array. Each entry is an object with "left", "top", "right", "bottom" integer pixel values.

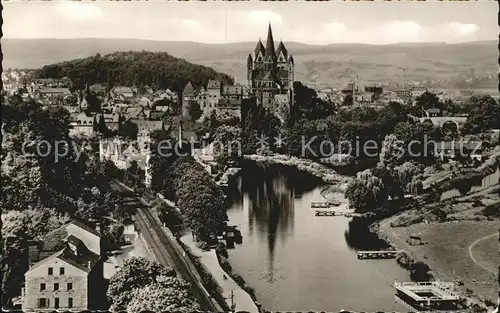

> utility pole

[
  {"left": 402, "top": 68, "right": 407, "bottom": 90},
  {"left": 228, "top": 290, "right": 235, "bottom": 312}
]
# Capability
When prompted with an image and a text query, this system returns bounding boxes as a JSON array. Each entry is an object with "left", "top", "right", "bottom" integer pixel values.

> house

[
  {"left": 69, "top": 112, "right": 96, "bottom": 137},
  {"left": 395, "top": 89, "right": 411, "bottom": 101},
  {"left": 407, "top": 233, "right": 423, "bottom": 245},
  {"left": 207, "top": 79, "right": 222, "bottom": 97},
  {"left": 89, "top": 83, "right": 107, "bottom": 95},
  {"left": 425, "top": 107, "right": 441, "bottom": 117},
  {"left": 111, "top": 86, "right": 135, "bottom": 99},
  {"left": 37, "top": 88, "right": 72, "bottom": 100},
  {"left": 98, "top": 113, "right": 121, "bottom": 132},
  {"left": 434, "top": 141, "right": 483, "bottom": 161},
  {"left": 22, "top": 221, "right": 104, "bottom": 312}
]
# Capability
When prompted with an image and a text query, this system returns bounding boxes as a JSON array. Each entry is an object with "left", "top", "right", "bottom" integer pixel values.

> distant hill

[
  {"left": 3, "top": 38, "right": 498, "bottom": 90},
  {"left": 31, "top": 50, "right": 234, "bottom": 93}
]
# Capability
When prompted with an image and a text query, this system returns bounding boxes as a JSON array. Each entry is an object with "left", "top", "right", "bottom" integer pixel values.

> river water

[{"left": 225, "top": 161, "right": 411, "bottom": 312}]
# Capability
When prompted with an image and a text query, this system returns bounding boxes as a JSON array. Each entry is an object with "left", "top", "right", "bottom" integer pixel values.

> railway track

[{"left": 113, "top": 183, "right": 219, "bottom": 312}]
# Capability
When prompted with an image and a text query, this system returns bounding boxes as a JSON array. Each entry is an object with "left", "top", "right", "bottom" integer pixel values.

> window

[
  {"left": 54, "top": 298, "right": 59, "bottom": 309},
  {"left": 60, "top": 267, "right": 65, "bottom": 275},
  {"left": 48, "top": 267, "right": 53, "bottom": 275},
  {"left": 67, "top": 283, "right": 73, "bottom": 291},
  {"left": 54, "top": 283, "right": 59, "bottom": 291},
  {"left": 40, "top": 283, "right": 46, "bottom": 291},
  {"left": 38, "top": 298, "right": 47, "bottom": 308},
  {"left": 68, "top": 298, "right": 73, "bottom": 308}
]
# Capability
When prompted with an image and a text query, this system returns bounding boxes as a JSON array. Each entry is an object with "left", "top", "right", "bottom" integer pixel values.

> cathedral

[{"left": 247, "top": 23, "right": 294, "bottom": 115}]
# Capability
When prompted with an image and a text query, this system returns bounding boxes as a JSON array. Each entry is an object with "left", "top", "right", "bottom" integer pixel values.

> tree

[
  {"left": 379, "top": 134, "right": 405, "bottom": 166},
  {"left": 187, "top": 101, "right": 202, "bottom": 121},
  {"left": 342, "top": 94, "right": 353, "bottom": 106},
  {"left": 292, "top": 81, "right": 335, "bottom": 120},
  {"left": 213, "top": 125, "right": 242, "bottom": 166},
  {"left": 345, "top": 179, "right": 374, "bottom": 212},
  {"left": 107, "top": 257, "right": 176, "bottom": 311},
  {"left": 120, "top": 120, "right": 139, "bottom": 140},
  {"left": 461, "top": 95, "right": 500, "bottom": 134},
  {"left": 127, "top": 277, "right": 200, "bottom": 313},
  {"left": 415, "top": 91, "right": 441, "bottom": 110}
]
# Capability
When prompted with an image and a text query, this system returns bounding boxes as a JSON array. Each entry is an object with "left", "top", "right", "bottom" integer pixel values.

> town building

[
  {"left": 23, "top": 221, "right": 104, "bottom": 312},
  {"left": 69, "top": 112, "right": 96, "bottom": 137},
  {"left": 247, "top": 23, "right": 294, "bottom": 117},
  {"left": 111, "top": 86, "right": 135, "bottom": 99}
]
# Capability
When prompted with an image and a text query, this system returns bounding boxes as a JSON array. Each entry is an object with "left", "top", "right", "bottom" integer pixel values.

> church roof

[
  {"left": 183, "top": 82, "right": 195, "bottom": 96},
  {"left": 276, "top": 41, "right": 288, "bottom": 59},
  {"left": 265, "top": 23, "right": 276, "bottom": 59},
  {"left": 247, "top": 54, "right": 253, "bottom": 65},
  {"left": 254, "top": 40, "right": 265, "bottom": 57},
  {"left": 288, "top": 54, "right": 294, "bottom": 65}
]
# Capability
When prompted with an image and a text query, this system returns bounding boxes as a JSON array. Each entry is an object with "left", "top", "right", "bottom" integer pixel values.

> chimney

[
  {"left": 95, "top": 223, "right": 101, "bottom": 234},
  {"left": 87, "top": 260, "right": 92, "bottom": 268}
]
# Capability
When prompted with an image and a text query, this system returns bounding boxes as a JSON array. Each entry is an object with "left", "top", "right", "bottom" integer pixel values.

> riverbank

[
  {"left": 375, "top": 217, "right": 498, "bottom": 311},
  {"left": 180, "top": 233, "right": 260, "bottom": 313},
  {"left": 244, "top": 154, "right": 350, "bottom": 185}
]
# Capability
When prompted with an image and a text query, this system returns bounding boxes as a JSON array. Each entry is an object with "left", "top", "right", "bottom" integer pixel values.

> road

[
  {"left": 468, "top": 232, "right": 498, "bottom": 274},
  {"left": 112, "top": 182, "right": 220, "bottom": 312}
]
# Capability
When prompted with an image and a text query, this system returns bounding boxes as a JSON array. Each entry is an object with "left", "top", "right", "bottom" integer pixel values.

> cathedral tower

[{"left": 247, "top": 23, "right": 294, "bottom": 112}]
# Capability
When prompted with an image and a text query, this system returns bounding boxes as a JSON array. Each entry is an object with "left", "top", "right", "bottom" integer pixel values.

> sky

[{"left": 4, "top": 1, "right": 498, "bottom": 45}]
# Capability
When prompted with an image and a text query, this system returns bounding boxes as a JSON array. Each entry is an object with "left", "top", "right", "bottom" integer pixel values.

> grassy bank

[
  {"left": 244, "top": 154, "right": 350, "bottom": 185},
  {"left": 375, "top": 217, "right": 499, "bottom": 311}
]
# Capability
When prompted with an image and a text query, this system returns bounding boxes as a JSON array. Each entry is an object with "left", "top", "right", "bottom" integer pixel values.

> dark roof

[
  {"left": 265, "top": 23, "right": 276, "bottom": 59},
  {"left": 67, "top": 235, "right": 84, "bottom": 247},
  {"left": 207, "top": 80, "right": 221, "bottom": 90},
  {"left": 222, "top": 85, "right": 243, "bottom": 95},
  {"left": 288, "top": 55, "right": 294, "bottom": 65},
  {"left": 218, "top": 99, "right": 240, "bottom": 107},
  {"left": 58, "top": 245, "right": 100, "bottom": 273},
  {"left": 276, "top": 41, "right": 288, "bottom": 59},
  {"left": 247, "top": 54, "right": 253, "bottom": 65},
  {"left": 254, "top": 40, "right": 265, "bottom": 57}
]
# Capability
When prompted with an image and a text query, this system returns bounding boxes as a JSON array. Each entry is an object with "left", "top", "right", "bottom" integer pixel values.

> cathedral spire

[{"left": 265, "top": 22, "right": 276, "bottom": 59}]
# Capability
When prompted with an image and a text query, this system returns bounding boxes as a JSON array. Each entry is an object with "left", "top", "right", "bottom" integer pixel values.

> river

[{"left": 224, "top": 161, "right": 411, "bottom": 312}]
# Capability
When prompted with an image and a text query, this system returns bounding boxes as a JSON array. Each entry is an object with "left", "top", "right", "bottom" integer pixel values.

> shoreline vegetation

[
  {"left": 244, "top": 154, "right": 351, "bottom": 185},
  {"left": 242, "top": 152, "right": 498, "bottom": 312}
]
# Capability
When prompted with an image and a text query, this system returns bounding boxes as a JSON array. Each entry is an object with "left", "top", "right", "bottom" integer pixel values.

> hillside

[
  {"left": 3, "top": 38, "right": 498, "bottom": 91},
  {"left": 32, "top": 50, "right": 234, "bottom": 93}
]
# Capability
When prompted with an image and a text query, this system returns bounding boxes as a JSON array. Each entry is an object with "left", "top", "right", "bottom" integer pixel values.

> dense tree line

[
  {"left": 34, "top": 51, "right": 234, "bottom": 93},
  {"left": 1, "top": 99, "right": 130, "bottom": 306},
  {"left": 149, "top": 149, "right": 228, "bottom": 241}
]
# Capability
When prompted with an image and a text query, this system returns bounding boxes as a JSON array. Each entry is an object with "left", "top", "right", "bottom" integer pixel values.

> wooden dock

[
  {"left": 311, "top": 202, "right": 333, "bottom": 209},
  {"left": 357, "top": 250, "right": 400, "bottom": 259},
  {"left": 394, "top": 281, "right": 459, "bottom": 307},
  {"left": 315, "top": 210, "right": 361, "bottom": 217}
]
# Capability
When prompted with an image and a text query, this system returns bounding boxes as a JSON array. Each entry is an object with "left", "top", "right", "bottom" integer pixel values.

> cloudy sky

[{"left": 4, "top": 1, "right": 497, "bottom": 45}]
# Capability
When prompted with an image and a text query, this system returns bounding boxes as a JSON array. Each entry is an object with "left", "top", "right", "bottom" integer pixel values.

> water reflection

[
  {"left": 225, "top": 161, "right": 411, "bottom": 311},
  {"left": 344, "top": 217, "right": 391, "bottom": 251}
]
